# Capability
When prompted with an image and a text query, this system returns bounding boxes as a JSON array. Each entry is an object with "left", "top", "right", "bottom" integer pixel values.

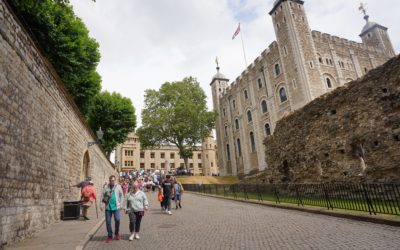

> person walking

[
  {"left": 81, "top": 180, "right": 96, "bottom": 220},
  {"left": 100, "top": 175, "right": 124, "bottom": 243},
  {"left": 173, "top": 179, "right": 184, "bottom": 209},
  {"left": 161, "top": 175, "right": 174, "bottom": 215},
  {"left": 124, "top": 183, "right": 149, "bottom": 241}
]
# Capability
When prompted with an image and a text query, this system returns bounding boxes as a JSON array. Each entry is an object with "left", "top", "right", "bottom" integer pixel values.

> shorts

[{"left": 174, "top": 194, "right": 181, "bottom": 201}]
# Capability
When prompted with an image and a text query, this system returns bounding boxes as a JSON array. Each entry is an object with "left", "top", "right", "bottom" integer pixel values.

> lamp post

[{"left": 88, "top": 127, "right": 104, "bottom": 147}]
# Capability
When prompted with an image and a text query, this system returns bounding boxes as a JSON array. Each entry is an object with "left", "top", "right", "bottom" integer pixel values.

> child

[{"left": 157, "top": 186, "right": 163, "bottom": 210}]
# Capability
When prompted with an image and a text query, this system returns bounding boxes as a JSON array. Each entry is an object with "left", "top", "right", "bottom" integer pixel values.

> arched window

[
  {"left": 236, "top": 138, "right": 242, "bottom": 157},
  {"left": 244, "top": 90, "right": 249, "bottom": 99},
  {"left": 235, "top": 119, "right": 239, "bottom": 130},
  {"left": 258, "top": 78, "right": 263, "bottom": 88},
  {"left": 226, "top": 144, "right": 231, "bottom": 161},
  {"left": 247, "top": 110, "right": 252, "bottom": 122},
  {"left": 275, "top": 64, "right": 281, "bottom": 76},
  {"left": 261, "top": 100, "right": 268, "bottom": 113},
  {"left": 279, "top": 87, "right": 288, "bottom": 103},
  {"left": 224, "top": 125, "right": 228, "bottom": 137},
  {"left": 319, "top": 57, "right": 323, "bottom": 64},
  {"left": 326, "top": 78, "right": 332, "bottom": 88},
  {"left": 222, "top": 108, "right": 226, "bottom": 116},
  {"left": 250, "top": 132, "right": 256, "bottom": 152},
  {"left": 265, "top": 123, "right": 271, "bottom": 136}
]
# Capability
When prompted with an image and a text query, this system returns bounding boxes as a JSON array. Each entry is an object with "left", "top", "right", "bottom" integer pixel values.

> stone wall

[
  {"left": 0, "top": 0, "right": 117, "bottom": 246},
  {"left": 260, "top": 55, "right": 400, "bottom": 184}
]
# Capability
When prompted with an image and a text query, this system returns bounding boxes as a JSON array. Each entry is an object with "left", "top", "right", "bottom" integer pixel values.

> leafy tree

[
  {"left": 137, "top": 77, "right": 215, "bottom": 170},
  {"left": 88, "top": 92, "right": 137, "bottom": 158},
  {"left": 9, "top": 0, "right": 101, "bottom": 116}
]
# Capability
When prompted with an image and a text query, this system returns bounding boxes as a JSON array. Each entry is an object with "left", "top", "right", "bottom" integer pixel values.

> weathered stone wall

[
  {"left": 260, "top": 55, "right": 400, "bottom": 184},
  {"left": 0, "top": 0, "right": 116, "bottom": 246}
]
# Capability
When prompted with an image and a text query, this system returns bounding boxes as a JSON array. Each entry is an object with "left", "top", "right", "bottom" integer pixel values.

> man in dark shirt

[{"left": 161, "top": 175, "right": 174, "bottom": 215}]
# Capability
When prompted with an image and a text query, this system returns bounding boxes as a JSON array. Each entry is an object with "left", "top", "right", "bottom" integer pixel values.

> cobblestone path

[{"left": 86, "top": 192, "right": 400, "bottom": 250}]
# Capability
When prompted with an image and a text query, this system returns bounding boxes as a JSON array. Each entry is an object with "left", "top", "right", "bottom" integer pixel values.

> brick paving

[{"left": 86, "top": 192, "right": 400, "bottom": 250}]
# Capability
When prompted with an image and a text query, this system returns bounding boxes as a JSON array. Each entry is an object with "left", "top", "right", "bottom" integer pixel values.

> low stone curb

[
  {"left": 188, "top": 191, "right": 400, "bottom": 227},
  {"left": 75, "top": 218, "right": 105, "bottom": 250}
]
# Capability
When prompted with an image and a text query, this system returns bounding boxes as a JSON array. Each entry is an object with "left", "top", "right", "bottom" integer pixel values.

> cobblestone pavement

[{"left": 86, "top": 192, "right": 400, "bottom": 250}]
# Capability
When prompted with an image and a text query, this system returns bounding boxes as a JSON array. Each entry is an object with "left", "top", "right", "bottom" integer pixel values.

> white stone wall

[{"left": 0, "top": 1, "right": 116, "bottom": 245}]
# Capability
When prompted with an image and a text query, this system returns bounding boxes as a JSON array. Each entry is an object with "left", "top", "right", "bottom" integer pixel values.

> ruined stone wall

[
  {"left": 0, "top": 1, "right": 117, "bottom": 246},
  {"left": 262, "top": 55, "right": 400, "bottom": 184}
]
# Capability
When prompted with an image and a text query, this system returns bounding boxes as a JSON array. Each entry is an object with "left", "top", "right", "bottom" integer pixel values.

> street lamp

[{"left": 88, "top": 127, "right": 104, "bottom": 147}]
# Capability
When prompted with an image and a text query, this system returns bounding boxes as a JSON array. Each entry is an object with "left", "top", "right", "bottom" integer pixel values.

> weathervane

[
  {"left": 215, "top": 57, "right": 220, "bottom": 71},
  {"left": 358, "top": 2, "right": 369, "bottom": 21}
]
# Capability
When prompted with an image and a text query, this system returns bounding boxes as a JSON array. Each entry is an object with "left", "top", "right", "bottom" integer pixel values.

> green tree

[
  {"left": 137, "top": 77, "right": 215, "bottom": 171},
  {"left": 9, "top": 0, "right": 101, "bottom": 116},
  {"left": 88, "top": 92, "right": 137, "bottom": 158}
]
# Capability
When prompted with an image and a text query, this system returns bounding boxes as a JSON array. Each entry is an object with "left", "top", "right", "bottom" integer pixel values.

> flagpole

[{"left": 239, "top": 23, "right": 248, "bottom": 68}]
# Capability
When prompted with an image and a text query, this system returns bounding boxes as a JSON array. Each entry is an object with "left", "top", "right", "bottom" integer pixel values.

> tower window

[
  {"left": 250, "top": 132, "right": 256, "bottom": 152},
  {"left": 235, "top": 119, "right": 239, "bottom": 130},
  {"left": 237, "top": 138, "right": 242, "bottom": 157},
  {"left": 279, "top": 87, "right": 288, "bottom": 103},
  {"left": 261, "top": 100, "right": 268, "bottom": 113},
  {"left": 244, "top": 90, "right": 249, "bottom": 100},
  {"left": 329, "top": 59, "right": 333, "bottom": 65},
  {"left": 265, "top": 123, "right": 271, "bottom": 136},
  {"left": 225, "top": 125, "right": 228, "bottom": 137},
  {"left": 283, "top": 17, "right": 286, "bottom": 23},
  {"left": 247, "top": 110, "right": 252, "bottom": 123},
  {"left": 309, "top": 61, "right": 313, "bottom": 68},
  {"left": 283, "top": 46, "right": 288, "bottom": 56},
  {"left": 258, "top": 78, "right": 263, "bottom": 88},
  {"left": 326, "top": 78, "right": 332, "bottom": 88},
  {"left": 226, "top": 144, "right": 231, "bottom": 161},
  {"left": 222, "top": 108, "right": 226, "bottom": 116},
  {"left": 275, "top": 64, "right": 281, "bottom": 76},
  {"left": 367, "top": 33, "right": 371, "bottom": 38},
  {"left": 292, "top": 79, "right": 297, "bottom": 89},
  {"left": 319, "top": 58, "right": 323, "bottom": 64}
]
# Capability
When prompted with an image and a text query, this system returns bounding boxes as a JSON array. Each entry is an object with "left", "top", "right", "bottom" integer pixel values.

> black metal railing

[{"left": 182, "top": 183, "right": 400, "bottom": 216}]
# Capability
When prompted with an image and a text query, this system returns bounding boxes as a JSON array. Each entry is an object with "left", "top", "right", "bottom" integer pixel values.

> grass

[
  {"left": 176, "top": 176, "right": 239, "bottom": 185},
  {"left": 189, "top": 188, "right": 400, "bottom": 216}
]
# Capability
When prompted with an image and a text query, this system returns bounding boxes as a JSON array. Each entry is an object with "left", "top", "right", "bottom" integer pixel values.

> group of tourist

[{"left": 75, "top": 172, "right": 184, "bottom": 243}]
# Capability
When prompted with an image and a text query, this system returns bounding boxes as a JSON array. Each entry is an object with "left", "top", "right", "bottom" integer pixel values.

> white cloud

[{"left": 70, "top": 0, "right": 400, "bottom": 126}]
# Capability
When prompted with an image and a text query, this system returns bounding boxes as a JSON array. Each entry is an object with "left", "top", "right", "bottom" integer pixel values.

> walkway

[{"left": 86, "top": 192, "right": 400, "bottom": 250}]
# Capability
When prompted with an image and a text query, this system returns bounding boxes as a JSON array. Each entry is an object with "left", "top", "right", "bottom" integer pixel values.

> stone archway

[{"left": 81, "top": 151, "right": 90, "bottom": 180}]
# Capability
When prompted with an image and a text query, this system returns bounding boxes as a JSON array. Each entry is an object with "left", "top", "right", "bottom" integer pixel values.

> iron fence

[{"left": 182, "top": 183, "right": 400, "bottom": 216}]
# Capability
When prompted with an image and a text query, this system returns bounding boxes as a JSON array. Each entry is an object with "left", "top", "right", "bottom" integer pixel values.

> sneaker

[
  {"left": 165, "top": 209, "right": 168, "bottom": 214},
  {"left": 129, "top": 233, "right": 135, "bottom": 241},
  {"left": 105, "top": 237, "right": 112, "bottom": 243},
  {"left": 167, "top": 211, "right": 172, "bottom": 215},
  {"left": 115, "top": 234, "right": 121, "bottom": 240},
  {"left": 135, "top": 234, "right": 140, "bottom": 240},
  {"left": 179, "top": 204, "right": 182, "bottom": 208},
  {"left": 83, "top": 216, "right": 90, "bottom": 220}
]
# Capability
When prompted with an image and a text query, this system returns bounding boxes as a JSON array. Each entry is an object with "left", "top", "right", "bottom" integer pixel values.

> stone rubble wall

[
  {"left": 261, "top": 55, "right": 400, "bottom": 184},
  {"left": 0, "top": 0, "right": 116, "bottom": 246}
]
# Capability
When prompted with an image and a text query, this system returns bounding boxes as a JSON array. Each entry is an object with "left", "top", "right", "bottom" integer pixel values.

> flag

[{"left": 232, "top": 23, "right": 240, "bottom": 40}]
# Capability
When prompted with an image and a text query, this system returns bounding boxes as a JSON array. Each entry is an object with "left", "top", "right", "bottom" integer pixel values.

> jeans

[
  {"left": 129, "top": 212, "right": 143, "bottom": 233},
  {"left": 163, "top": 195, "right": 171, "bottom": 211},
  {"left": 105, "top": 209, "right": 120, "bottom": 237}
]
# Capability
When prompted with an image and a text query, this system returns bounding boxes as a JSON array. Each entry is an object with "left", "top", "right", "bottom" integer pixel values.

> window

[
  {"left": 235, "top": 119, "right": 239, "bottom": 130},
  {"left": 275, "top": 63, "right": 281, "bottom": 76},
  {"left": 189, "top": 163, "right": 194, "bottom": 169},
  {"left": 124, "top": 161, "right": 133, "bottom": 167},
  {"left": 326, "top": 58, "right": 329, "bottom": 64},
  {"left": 225, "top": 125, "right": 228, "bottom": 137},
  {"left": 160, "top": 152, "right": 165, "bottom": 159},
  {"left": 198, "top": 153, "right": 201, "bottom": 159},
  {"left": 150, "top": 163, "right": 155, "bottom": 169},
  {"left": 211, "top": 162, "right": 214, "bottom": 167},
  {"left": 279, "top": 87, "right": 288, "bottom": 103},
  {"left": 150, "top": 152, "right": 155, "bottom": 158},
  {"left": 140, "top": 152, "right": 145, "bottom": 158},
  {"left": 326, "top": 78, "right": 332, "bottom": 88},
  {"left": 198, "top": 163, "right": 202, "bottom": 169},
  {"left": 250, "top": 132, "right": 256, "bottom": 152},
  {"left": 180, "top": 163, "right": 184, "bottom": 168},
  {"left": 261, "top": 100, "right": 268, "bottom": 113},
  {"left": 329, "top": 59, "right": 333, "bottom": 65},
  {"left": 140, "top": 163, "right": 145, "bottom": 169},
  {"left": 247, "top": 110, "right": 252, "bottom": 122},
  {"left": 223, "top": 108, "right": 226, "bottom": 116},
  {"left": 292, "top": 79, "right": 297, "bottom": 89},
  {"left": 189, "top": 155, "right": 193, "bottom": 159},
  {"left": 309, "top": 61, "right": 313, "bottom": 68},
  {"left": 226, "top": 144, "right": 231, "bottom": 161},
  {"left": 265, "top": 123, "right": 271, "bottom": 136},
  {"left": 364, "top": 68, "right": 368, "bottom": 73},
  {"left": 283, "top": 46, "right": 288, "bottom": 56},
  {"left": 161, "top": 163, "right": 165, "bottom": 169},
  {"left": 170, "top": 153, "right": 175, "bottom": 159},
  {"left": 319, "top": 57, "right": 323, "bottom": 64},
  {"left": 237, "top": 138, "right": 242, "bottom": 157},
  {"left": 232, "top": 100, "right": 236, "bottom": 109},
  {"left": 258, "top": 78, "right": 263, "bottom": 88},
  {"left": 170, "top": 163, "right": 175, "bottom": 169},
  {"left": 125, "top": 150, "right": 133, "bottom": 156},
  {"left": 244, "top": 90, "right": 249, "bottom": 99}
]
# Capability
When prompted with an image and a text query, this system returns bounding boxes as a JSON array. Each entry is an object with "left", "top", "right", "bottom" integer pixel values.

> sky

[{"left": 70, "top": 0, "right": 400, "bottom": 127}]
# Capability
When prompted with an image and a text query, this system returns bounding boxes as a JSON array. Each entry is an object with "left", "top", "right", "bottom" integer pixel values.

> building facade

[
  {"left": 211, "top": 0, "right": 396, "bottom": 176},
  {"left": 115, "top": 133, "right": 219, "bottom": 176}
]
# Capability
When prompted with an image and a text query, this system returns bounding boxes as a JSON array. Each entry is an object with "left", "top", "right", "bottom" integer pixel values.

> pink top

[{"left": 81, "top": 185, "right": 97, "bottom": 202}]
